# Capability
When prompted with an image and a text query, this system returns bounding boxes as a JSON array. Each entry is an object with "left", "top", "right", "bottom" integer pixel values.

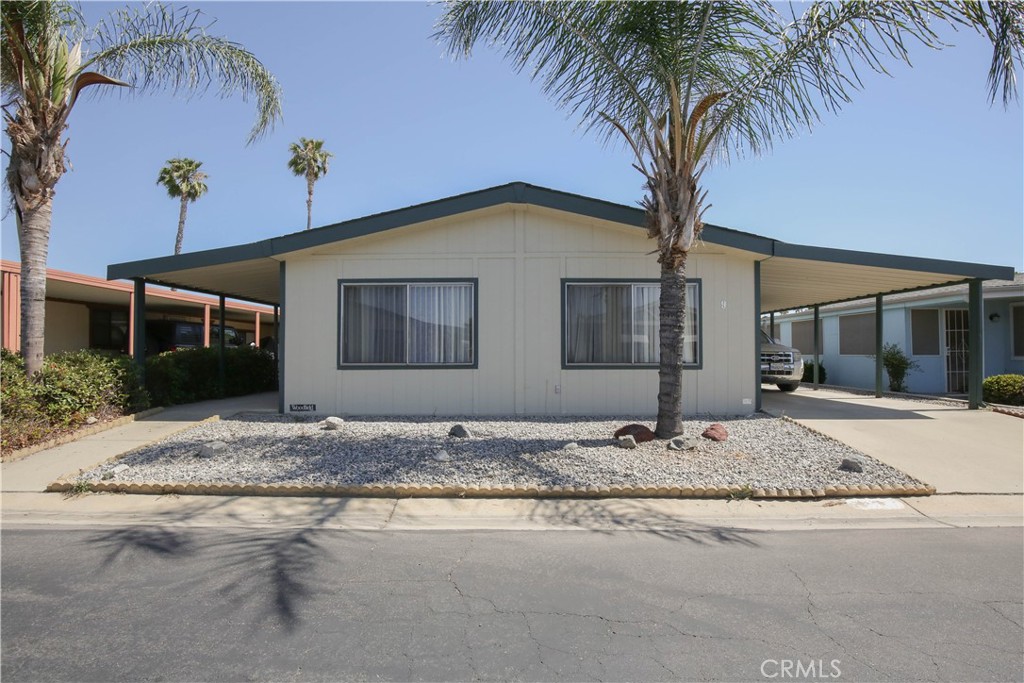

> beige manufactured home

[{"left": 108, "top": 183, "right": 1013, "bottom": 415}]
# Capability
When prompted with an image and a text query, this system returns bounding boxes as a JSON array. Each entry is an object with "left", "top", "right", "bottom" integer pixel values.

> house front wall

[{"left": 281, "top": 205, "right": 758, "bottom": 416}]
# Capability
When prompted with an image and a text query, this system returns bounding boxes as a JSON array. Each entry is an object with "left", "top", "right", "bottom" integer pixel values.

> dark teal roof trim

[
  {"left": 773, "top": 243, "right": 1014, "bottom": 281},
  {"left": 108, "top": 181, "right": 1011, "bottom": 285}
]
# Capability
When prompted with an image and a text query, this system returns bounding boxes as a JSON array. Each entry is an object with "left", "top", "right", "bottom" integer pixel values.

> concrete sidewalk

[
  {"left": 762, "top": 387, "right": 1024, "bottom": 494},
  {"left": 1, "top": 392, "right": 277, "bottom": 494}
]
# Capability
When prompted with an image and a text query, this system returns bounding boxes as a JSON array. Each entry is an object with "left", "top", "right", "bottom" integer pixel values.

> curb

[
  {"left": 45, "top": 480, "right": 935, "bottom": 499},
  {"left": 3, "top": 408, "right": 165, "bottom": 464}
]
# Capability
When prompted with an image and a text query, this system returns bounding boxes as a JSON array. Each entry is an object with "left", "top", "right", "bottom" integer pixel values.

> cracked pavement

[{"left": 2, "top": 526, "right": 1021, "bottom": 682}]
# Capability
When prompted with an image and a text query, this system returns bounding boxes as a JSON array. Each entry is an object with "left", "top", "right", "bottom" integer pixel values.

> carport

[{"left": 105, "top": 183, "right": 1014, "bottom": 413}]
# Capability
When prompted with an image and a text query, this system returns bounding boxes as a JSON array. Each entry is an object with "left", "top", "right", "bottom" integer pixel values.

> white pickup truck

[{"left": 760, "top": 330, "right": 804, "bottom": 392}]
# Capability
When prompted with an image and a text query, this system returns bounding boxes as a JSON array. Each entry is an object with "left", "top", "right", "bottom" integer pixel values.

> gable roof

[{"left": 107, "top": 181, "right": 1014, "bottom": 309}]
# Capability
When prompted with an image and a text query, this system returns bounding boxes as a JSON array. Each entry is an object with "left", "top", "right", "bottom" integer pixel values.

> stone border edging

[
  {"left": 3, "top": 408, "right": 165, "bottom": 464},
  {"left": 991, "top": 406, "right": 1024, "bottom": 419},
  {"left": 46, "top": 477, "right": 934, "bottom": 500}
]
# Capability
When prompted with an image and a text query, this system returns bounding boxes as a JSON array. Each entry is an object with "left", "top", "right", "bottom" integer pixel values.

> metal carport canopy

[{"left": 106, "top": 182, "right": 1014, "bottom": 308}]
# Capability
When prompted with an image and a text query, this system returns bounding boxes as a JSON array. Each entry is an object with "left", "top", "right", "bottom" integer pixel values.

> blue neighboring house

[{"left": 770, "top": 273, "right": 1023, "bottom": 394}]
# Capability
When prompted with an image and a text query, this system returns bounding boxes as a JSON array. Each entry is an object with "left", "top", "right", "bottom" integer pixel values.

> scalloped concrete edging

[
  {"left": 3, "top": 408, "right": 165, "bottom": 464},
  {"left": 46, "top": 480, "right": 935, "bottom": 499},
  {"left": 991, "top": 406, "right": 1024, "bottom": 419}
]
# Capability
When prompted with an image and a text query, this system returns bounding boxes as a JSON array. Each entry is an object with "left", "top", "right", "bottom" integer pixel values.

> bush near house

[
  {"left": 802, "top": 360, "right": 827, "bottom": 384},
  {"left": 144, "top": 346, "right": 277, "bottom": 406},
  {"left": 1, "top": 349, "right": 149, "bottom": 455},
  {"left": 982, "top": 374, "right": 1024, "bottom": 406},
  {"left": 880, "top": 343, "right": 920, "bottom": 392}
]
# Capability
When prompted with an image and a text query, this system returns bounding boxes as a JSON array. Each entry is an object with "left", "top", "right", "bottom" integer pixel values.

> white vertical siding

[{"left": 282, "top": 205, "right": 758, "bottom": 416}]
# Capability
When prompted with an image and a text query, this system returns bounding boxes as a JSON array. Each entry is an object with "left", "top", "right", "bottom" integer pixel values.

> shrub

[
  {"left": 983, "top": 374, "right": 1024, "bottom": 406},
  {"left": 802, "top": 360, "right": 827, "bottom": 384},
  {"left": 144, "top": 346, "right": 277, "bottom": 406},
  {"left": 880, "top": 343, "right": 920, "bottom": 392},
  {"left": 1, "top": 349, "right": 149, "bottom": 454}
]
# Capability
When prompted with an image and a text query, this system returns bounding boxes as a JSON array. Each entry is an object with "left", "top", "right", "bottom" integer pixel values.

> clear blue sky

[{"left": 2, "top": 1, "right": 1022, "bottom": 278}]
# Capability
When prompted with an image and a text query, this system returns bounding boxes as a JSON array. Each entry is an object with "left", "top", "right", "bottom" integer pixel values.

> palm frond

[{"left": 83, "top": 5, "right": 282, "bottom": 143}]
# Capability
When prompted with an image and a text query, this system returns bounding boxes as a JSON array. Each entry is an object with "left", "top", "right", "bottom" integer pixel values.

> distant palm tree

[
  {"left": 287, "top": 137, "right": 333, "bottom": 230},
  {"left": 2, "top": 1, "right": 282, "bottom": 377},
  {"left": 157, "top": 158, "right": 208, "bottom": 255}
]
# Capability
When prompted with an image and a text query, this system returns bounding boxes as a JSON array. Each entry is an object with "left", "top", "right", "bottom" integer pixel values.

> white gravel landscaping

[{"left": 75, "top": 412, "right": 928, "bottom": 492}]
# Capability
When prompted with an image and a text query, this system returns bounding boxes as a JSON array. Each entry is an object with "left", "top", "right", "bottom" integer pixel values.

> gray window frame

[
  {"left": 838, "top": 312, "right": 876, "bottom": 356},
  {"left": 909, "top": 308, "right": 941, "bottom": 357},
  {"left": 337, "top": 278, "right": 479, "bottom": 370},
  {"left": 561, "top": 278, "right": 703, "bottom": 370}
]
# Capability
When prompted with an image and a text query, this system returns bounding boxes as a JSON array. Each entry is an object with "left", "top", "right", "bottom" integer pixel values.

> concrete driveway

[{"left": 762, "top": 387, "right": 1024, "bottom": 494}]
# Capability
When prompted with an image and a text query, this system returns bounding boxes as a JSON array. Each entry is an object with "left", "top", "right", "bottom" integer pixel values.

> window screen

[
  {"left": 910, "top": 309, "right": 940, "bottom": 356},
  {"left": 791, "top": 320, "right": 823, "bottom": 355},
  {"left": 1013, "top": 305, "right": 1024, "bottom": 359},
  {"left": 839, "top": 313, "right": 876, "bottom": 355}
]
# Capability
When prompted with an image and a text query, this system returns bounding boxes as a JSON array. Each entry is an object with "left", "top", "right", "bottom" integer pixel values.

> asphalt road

[{"left": 2, "top": 525, "right": 1021, "bottom": 682}]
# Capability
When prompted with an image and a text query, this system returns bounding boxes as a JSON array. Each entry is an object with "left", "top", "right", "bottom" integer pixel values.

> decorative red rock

[
  {"left": 613, "top": 424, "right": 656, "bottom": 443},
  {"left": 701, "top": 423, "right": 729, "bottom": 442}
]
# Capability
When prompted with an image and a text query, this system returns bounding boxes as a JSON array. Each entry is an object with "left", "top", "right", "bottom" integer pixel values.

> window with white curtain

[
  {"left": 340, "top": 281, "right": 475, "bottom": 366},
  {"left": 564, "top": 280, "right": 700, "bottom": 367}
]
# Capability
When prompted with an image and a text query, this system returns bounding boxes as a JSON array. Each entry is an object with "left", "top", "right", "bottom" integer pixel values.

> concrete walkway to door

[{"left": 762, "top": 387, "right": 1024, "bottom": 494}]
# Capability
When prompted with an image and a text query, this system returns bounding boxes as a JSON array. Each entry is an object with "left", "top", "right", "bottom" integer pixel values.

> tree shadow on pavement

[
  {"left": 89, "top": 496, "right": 356, "bottom": 634},
  {"left": 525, "top": 497, "right": 762, "bottom": 546}
]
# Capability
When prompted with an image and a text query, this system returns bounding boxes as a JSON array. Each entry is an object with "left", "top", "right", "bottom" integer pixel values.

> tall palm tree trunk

[
  {"left": 655, "top": 257, "right": 688, "bottom": 438},
  {"left": 17, "top": 199, "right": 53, "bottom": 377},
  {"left": 305, "top": 175, "right": 315, "bottom": 230},
  {"left": 174, "top": 196, "right": 188, "bottom": 255}
]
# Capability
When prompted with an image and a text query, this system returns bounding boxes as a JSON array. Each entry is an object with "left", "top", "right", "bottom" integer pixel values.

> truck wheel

[{"left": 777, "top": 382, "right": 799, "bottom": 392}]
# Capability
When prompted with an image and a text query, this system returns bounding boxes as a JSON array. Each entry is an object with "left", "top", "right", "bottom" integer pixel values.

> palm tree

[
  {"left": 287, "top": 137, "right": 333, "bottom": 230},
  {"left": 437, "top": 1, "right": 1022, "bottom": 437},
  {"left": 2, "top": 1, "right": 282, "bottom": 377},
  {"left": 157, "top": 158, "right": 208, "bottom": 255}
]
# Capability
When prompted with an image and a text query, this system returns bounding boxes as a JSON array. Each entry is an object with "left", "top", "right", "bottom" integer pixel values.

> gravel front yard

[{"left": 76, "top": 412, "right": 928, "bottom": 493}]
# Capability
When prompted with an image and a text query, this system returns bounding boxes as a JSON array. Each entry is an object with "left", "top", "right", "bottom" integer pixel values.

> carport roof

[{"left": 107, "top": 182, "right": 1014, "bottom": 310}]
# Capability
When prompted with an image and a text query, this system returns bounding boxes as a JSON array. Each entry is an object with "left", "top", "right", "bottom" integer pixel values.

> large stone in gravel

[
  {"left": 112, "top": 463, "right": 130, "bottom": 475},
  {"left": 667, "top": 436, "right": 700, "bottom": 451},
  {"left": 434, "top": 450, "right": 451, "bottom": 462},
  {"left": 448, "top": 424, "right": 472, "bottom": 438},
  {"left": 196, "top": 441, "right": 229, "bottom": 458},
  {"left": 839, "top": 457, "right": 864, "bottom": 473},
  {"left": 563, "top": 442, "right": 579, "bottom": 450},
  {"left": 321, "top": 417, "right": 345, "bottom": 430},
  {"left": 617, "top": 435, "right": 638, "bottom": 449},
  {"left": 613, "top": 424, "right": 655, "bottom": 443},
  {"left": 86, "top": 416, "right": 99, "bottom": 425},
  {"left": 701, "top": 423, "right": 728, "bottom": 442}
]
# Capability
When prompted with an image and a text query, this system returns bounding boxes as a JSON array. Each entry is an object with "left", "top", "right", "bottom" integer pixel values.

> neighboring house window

[
  {"left": 339, "top": 281, "right": 476, "bottom": 367},
  {"left": 791, "top": 319, "right": 823, "bottom": 354},
  {"left": 1012, "top": 304, "right": 1024, "bottom": 360},
  {"left": 89, "top": 308, "right": 128, "bottom": 352},
  {"left": 910, "top": 309, "right": 940, "bottom": 356},
  {"left": 839, "top": 312, "right": 875, "bottom": 355},
  {"left": 563, "top": 280, "right": 701, "bottom": 368}
]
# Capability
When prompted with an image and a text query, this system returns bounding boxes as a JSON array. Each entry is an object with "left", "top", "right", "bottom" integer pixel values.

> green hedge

[
  {"left": 983, "top": 374, "right": 1024, "bottom": 406},
  {"left": 144, "top": 346, "right": 278, "bottom": 406},
  {"left": 1, "top": 349, "right": 149, "bottom": 454},
  {"left": 802, "top": 360, "right": 827, "bottom": 384}
]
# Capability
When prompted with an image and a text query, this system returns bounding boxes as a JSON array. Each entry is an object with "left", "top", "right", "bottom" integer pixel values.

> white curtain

[
  {"left": 342, "top": 285, "right": 406, "bottom": 363},
  {"left": 409, "top": 284, "right": 473, "bottom": 364},
  {"left": 633, "top": 285, "right": 660, "bottom": 363},
  {"left": 566, "top": 285, "right": 631, "bottom": 364}
]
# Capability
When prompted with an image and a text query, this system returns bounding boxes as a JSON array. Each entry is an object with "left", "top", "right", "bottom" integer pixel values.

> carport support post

[
  {"left": 218, "top": 295, "right": 226, "bottom": 397},
  {"left": 754, "top": 260, "right": 762, "bottom": 411},
  {"left": 968, "top": 279, "right": 983, "bottom": 409},
  {"left": 875, "top": 294, "right": 884, "bottom": 398},
  {"left": 132, "top": 279, "right": 146, "bottom": 379},
  {"left": 813, "top": 305, "right": 820, "bottom": 389}
]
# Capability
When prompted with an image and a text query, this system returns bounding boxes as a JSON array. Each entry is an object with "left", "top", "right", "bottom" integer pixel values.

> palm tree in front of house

[
  {"left": 2, "top": 0, "right": 282, "bottom": 377},
  {"left": 437, "top": 1, "right": 1022, "bottom": 437},
  {"left": 287, "top": 137, "right": 333, "bottom": 230},
  {"left": 157, "top": 158, "right": 208, "bottom": 255}
]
